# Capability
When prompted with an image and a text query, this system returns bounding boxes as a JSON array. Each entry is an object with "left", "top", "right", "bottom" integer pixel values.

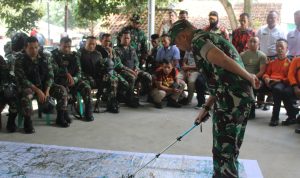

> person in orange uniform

[
  {"left": 288, "top": 56, "right": 300, "bottom": 133},
  {"left": 262, "top": 39, "right": 298, "bottom": 126}
]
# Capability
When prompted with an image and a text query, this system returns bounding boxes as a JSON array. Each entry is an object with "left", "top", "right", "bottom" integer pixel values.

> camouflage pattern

[
  {"left": 114, "top": 45, "right": 152, "bottom": 95},
  {"left": 15, "top": 52, "right": 68, "bottom": 116},
  {"left": 118, "top": 25, "right": 148, "bottom": 69},
  {"left": 191, "top": 29, "right": 254, "bottom": 178},
  {"left": 78, "top": 48, "right": 118, "bottom": 107},
  {"left": 0, "top": 55, "right": 18, "bottom": 114},
  {"left": 51, "top": 49, "right": 92, "bottom": 104}
]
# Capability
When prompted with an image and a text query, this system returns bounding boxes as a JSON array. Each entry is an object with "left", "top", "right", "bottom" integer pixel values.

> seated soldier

[
  {"left": 51, "top": 37, "right": 94, "bottom": 122},
  {"left": 151, "top": 59, "right": 186, "bottom": 108},
  {"left": 177, "top": 50, "right": 199, "bottom": 105},
  {"left": 288, "top": 56, "right": 300, "bottom": 133},
  {"left": 15, "top": 37, "right": 70, "bottom": 133},
  {"left": 240, "top": 37, "right": 268, "bottom": 118},
  {"left": 95, "top": 33, "right": 121, "bottom": 113},
  {"left": 78, "top": 36, "right": 118, "bottom": 115},
  {"left": 146, "top": 34, "right": 160, "bottom": 74},
  {"left": 114, "top": 31, "right": 152, "bottom": 105},
  {"left": 0, "top": 55, "right": 18, "bottom": 132},
  {"left": 262, "top": 39, "right": 298, "bottom": 126}
]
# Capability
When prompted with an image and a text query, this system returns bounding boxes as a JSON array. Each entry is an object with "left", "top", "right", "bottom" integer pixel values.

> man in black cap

[
  {"left": 146, "top": 34, "right": 160, "bottom": 74},
  {"left": 203, "top": 11, "right": 229, "bottom": 40}
]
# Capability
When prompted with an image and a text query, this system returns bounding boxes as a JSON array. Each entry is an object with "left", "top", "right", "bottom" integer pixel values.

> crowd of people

[{"left": 1, "top": 7, "right": 299, "bottom": 178}]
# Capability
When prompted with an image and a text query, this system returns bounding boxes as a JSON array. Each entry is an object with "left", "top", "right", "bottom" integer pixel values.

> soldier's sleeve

[
  {"left": 112, "top": 49, "right": 124, "bottom": 70},
  {"left": 50, "top": 52, "right": 60, "bottom": 77},
  {"left": 193, "top": 32, "right": 218, "bottom": 60},
  {"left": 132, "top": 49, "right": 140, "bottom": 70},
  {"left": 45, "top": 55, "right": 54, "bottom": 89},
  {"left": 14, "top": 57, "right": 33, "bottom": 89},
  {"left": 73, "top": 52, "right": 82, "bottom": 84},
  {"left": 140, "top": 31, "right": 148, "bottom": 58}
]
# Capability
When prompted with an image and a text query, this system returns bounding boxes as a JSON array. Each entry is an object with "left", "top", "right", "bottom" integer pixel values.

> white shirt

[
  {"left": 287, "top": 29, "right": 300, "bottom": 56},
  {"left": 256, "top": 25, "right": 286, "bottom": 56}
]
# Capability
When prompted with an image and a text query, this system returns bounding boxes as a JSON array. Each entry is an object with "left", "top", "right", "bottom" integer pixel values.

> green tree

[{"left": 0, "top": 0, "right": 44, "bottom": 36}]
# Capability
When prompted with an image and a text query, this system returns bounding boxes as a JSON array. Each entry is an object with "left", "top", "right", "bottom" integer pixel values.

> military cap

[
  {"left": 168, "top": 19, "right": 195, "bottom": 44},
  {"left": 130, "top": 14, "right": 142, "bottom": 23}
]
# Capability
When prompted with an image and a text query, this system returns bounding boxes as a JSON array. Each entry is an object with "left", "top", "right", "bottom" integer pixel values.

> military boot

[
  {"left": 107, "top": 97, "right": 119, "bottom": 113},
  {"left": 84, "top": 99, "right": 94, "bottom": 121},
  {"left": 24, "top": 116, "right": 35, "bottom": 134},
  {"left": 56, "top": 110, "right": 69, "bottom": 128},
  {"left": 64, "top": 110, "right": 72, "bottom": 124},
  {"left": 6, "top": 112, "right": 17, "bottom": 133}
]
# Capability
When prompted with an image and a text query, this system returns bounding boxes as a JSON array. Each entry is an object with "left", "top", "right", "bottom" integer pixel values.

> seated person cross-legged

[
  {"left": 262, "top": 39, "right": 298, "bottom": 126},
  {"left": 288, "top": 57, "right": 300, "bottom": 133},
  {"left": 151, "top": 59, "right": 186, "bottom": 108}
]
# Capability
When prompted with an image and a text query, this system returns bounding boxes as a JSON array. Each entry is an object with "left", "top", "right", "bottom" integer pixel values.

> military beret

[{"left": 168, "top": 19, "right": 194, "bottom": 44}]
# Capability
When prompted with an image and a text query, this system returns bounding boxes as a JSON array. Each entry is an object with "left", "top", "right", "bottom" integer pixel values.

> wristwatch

[{"left": 202, "top": 104, "right": 211, "bottom": 111}]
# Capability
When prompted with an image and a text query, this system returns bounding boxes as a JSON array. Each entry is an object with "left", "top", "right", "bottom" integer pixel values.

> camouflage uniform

[
  {"left": 15, "top": 52, "right": 69, "bottom": 130},
  {"left": 51, "top": 49, "right": 93, "bottom": 116},
  {"left": 78, "top": 48, "right": 118, "bottom": 113},
  {"left": 114, "top": 45, "right": 152, "bottom": 96},
  {"left": 118, "top": 25, "right": 148, "bottom": 69},
  {"left": 0, "top": 55, "right": 18, "bottom": 132},
  {"left": 191, "top": 30, "right": 254, "bottom": 178}
]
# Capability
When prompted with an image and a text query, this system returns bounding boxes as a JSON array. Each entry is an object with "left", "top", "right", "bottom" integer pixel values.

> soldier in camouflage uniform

[
  {"left": 0, "top": 55, "right": 18, "bottom": 132},
  {"left": 51, "top": 37, "right": 93, "bottom": 122},
  {"left": 78, "top": 36, "right": 118, "bottom": 114},
  {"left": 118, "top": 14, "right": 148, "bottom": 70},
  {"left": 114, "top": 31, "right": 152, "bottom": 106},
  {"left": 15, "top": 37, "right": 70, "bottom": 133},
  {"left": 169, "top": 20, "right": 260, "bottom": 178}
]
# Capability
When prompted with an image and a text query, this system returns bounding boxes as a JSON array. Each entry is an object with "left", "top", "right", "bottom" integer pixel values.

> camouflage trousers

[
  {"left": 20, "top": 84, "right": 68, "bottom": 116},
  {"left": 85, "top": 73, "right": 118, "bottom": 105},
  {"left": 119, "top": 70, "right": 152, "bottom": 95},
  {"left": 68, "top": 80, "right": 92, "bottom": 104},
  {"left": 212, "top": 102, "right": 251, "bottom": 178},
  {"left": 0, "top": 94, "right": 18, "bottom": 114}
]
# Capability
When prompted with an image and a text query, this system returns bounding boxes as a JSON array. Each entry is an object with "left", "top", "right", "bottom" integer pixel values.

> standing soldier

[
  {"left": 15, "top": 37, "right": 70, "bottom": 133},
  {"left": 169, "top": 20, "right": 259, "bottom": 178},
  {"left": 51, "top": 37, "right": 93, "bottom": 122},
  {"left": 118, "top": 14, "right": 148, "bottom": 70},
  {"left": 115, "top": 31, "right": 152, "bottom": 105},
  {"left": 0, "top": 55, "right": 18, "bottom": 132}
]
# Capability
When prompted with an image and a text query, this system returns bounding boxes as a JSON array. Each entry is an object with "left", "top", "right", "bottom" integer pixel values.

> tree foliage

[{"left": 0, "top": 0, "right": 44, "bottom": 36}]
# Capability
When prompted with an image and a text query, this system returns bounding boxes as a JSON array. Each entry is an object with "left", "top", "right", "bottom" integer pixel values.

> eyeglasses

[{"left": 105, "top": 40, "right": 111, "bottom": 43}]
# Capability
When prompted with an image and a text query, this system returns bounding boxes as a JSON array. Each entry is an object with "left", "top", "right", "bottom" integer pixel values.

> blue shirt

[{"left": 156, "top": 45, "right": 180, "bottom": 65}]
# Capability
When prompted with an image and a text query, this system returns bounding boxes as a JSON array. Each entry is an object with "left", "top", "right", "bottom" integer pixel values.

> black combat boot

[
  {"left": 56, "top": 110, "right": 69, "bottom": 128},
  {"left": 24, "top": 116, "right": 35, "bottom": 134},
  {"left": 107, "top": 97, "right": 119, "bottom": 113},
  {"left": 85, "top": 99, "right": 94, "bottom": 121},
  {"left": 126, "top": 92, "right": 139, "bottom": 108},
  {"left": 6, "top": 112, "right": 17, "bottom": 133},
  {"left": 64, "top": 110, "right": 72, "bottom": 124}
]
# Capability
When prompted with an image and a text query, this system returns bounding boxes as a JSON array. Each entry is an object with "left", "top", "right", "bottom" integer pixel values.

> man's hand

[
  {"left": 194, "top": 108, "right": 209, "bottom": 125},
  {"left": 36, "top": 88, "right": 46, "bottom": 103},
  {"left": 249, "top": 74, "right": 260, "bottom": 89},
  {"left": 66, "top": 73, "right": 75, "bottom": 86}
]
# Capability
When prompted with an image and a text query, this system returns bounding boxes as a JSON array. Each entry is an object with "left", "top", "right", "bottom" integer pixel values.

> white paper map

[{"left": 0, "top": 141, "right": 263, "bottom": 178}]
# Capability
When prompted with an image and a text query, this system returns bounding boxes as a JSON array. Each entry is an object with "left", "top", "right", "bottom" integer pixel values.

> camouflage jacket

[
  {"left": 51, "top": 49, "right": 82, "bottom": 85},
  {"left": 114, "top": 45, "right": 139, "bottom": 71},
  {"left": 192, "top": 29, "right": 254, "bottom": 109},
  {"left": 14, "top": 52, "right": 54, "bottom": 90},
  {"left": 118, "top": 25, "right": 148, "bottom": 59}
]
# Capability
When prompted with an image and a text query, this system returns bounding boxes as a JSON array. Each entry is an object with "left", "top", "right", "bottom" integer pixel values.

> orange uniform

[
  {"left": 288, "top": 57, "right": 300, "bottom": 86},
  {"left": 263, "top": 58, "right": 290, "bottom": 83}
]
